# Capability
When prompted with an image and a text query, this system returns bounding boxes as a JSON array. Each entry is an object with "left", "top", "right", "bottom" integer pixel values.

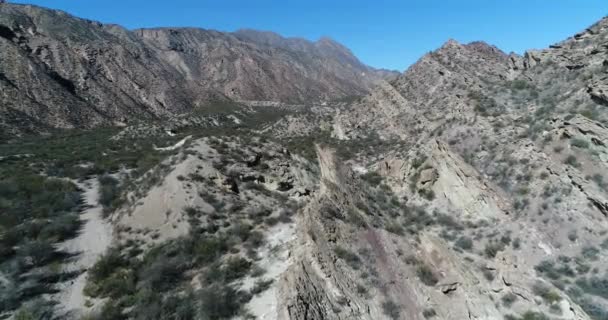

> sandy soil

[
  {"left": 154, "top": 135, "right": 191, "bottom": 151},
  {"left": 243, "top": 222, "right": 296, "bottom": 320},
  {"left": 54, "top": 179, "right": 113, "bottom": 317}
]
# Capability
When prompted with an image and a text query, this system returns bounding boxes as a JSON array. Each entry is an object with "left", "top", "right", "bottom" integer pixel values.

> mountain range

[{"left": 0, "top": 3, "right": 395, "bottom": 136}]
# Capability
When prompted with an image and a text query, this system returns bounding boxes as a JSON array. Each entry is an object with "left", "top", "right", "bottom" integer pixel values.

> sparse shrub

[
  {"left": 87, "top": 249, "right": 126, "bottom": 276},
  {"left": 347, "top": 207, "right": 367, "bottom": 227},
  {"left": 581, "top": 246, "right": 600, "bottom": 261},
  {"left": 516, "top": 187, "right": 529, "bottom": 196},
  {"left": 505, "top": 311, "right": 550, "bottom": 320},
  {"left": 417, "top": 265, "right": 438, "bottom": 286},
  {"left": 502, "top": 292, "right": 518, "bottom": 307},
  {"left": 568, "top": 287, "right": 608, "bottom": 319},
  {"left": 356, "top": 283, "right": 368, "bottom": 295},
  {"left": 183, "top": 206, "right": 199, "bottom": 217},
  {"left": 510, "top": 79, "right": 529, "bottom": 90},
  {"left": 244, "top": 230, "right": 263, "bottom": 249},
  {"left": 564, "top": 155, "right": 580, "bottom": 168},
  {"left": 419, "top": 188, "right": 436, "bottom": 201},
  {"left": 512, "top": 238, "right": 521, "bottom": 250},
  {"left": 575, "top": 276, "right": 608, "bottom": 299},
  {"left": 194, "top": 235, "right": 229, "bottom": 264},
  {"left": 484, "top": 242, "right": 505, "bottom": 258},
  {"left": 482, "top": 268, "right": 495, "bottom": 281},
  {"left": 361, "top": 171, "right": 383, "bottom": 186},
  {"left": 222, "top": 257, "right": 252, "bottom": 283},
  {"left": 199, "top": 284, "right": 250, "bottom": 319},
  {"left": 423, "top": 308, "right": 437, "bottom": 318},
  {"left": 568, "top": 230, "right": 578, "bottom": 242},
  {"left": 334, "top": 246, "right": 362, "bottom": 270},
  {"left": 138, "top": 255, "right": 187, "bottom": 292},
  {"left": 534, "top": 260, "right": 575, "bottom": 280},
  {"left": 250, "top": 279, "right": 274, "bottom": 295},
  {"left": 571, "top": 138, "right": 589, "bottom": 149},
  {"left": 98, "top": 174, "right": 120, "bottom": 212},
  {"left": 532, "top": 282, "right": 561, "bottom": 304},
  {"left": 16, "top": 240, "right": 57, "bottom": 267},
  {"left": 454, "top": 236, "right": 473, "bottom": 251},
  {"left": 382, "top": 300, "right": 400, "bottom": 320},
  {"left": 385, "top": 221, "right": 404, "bottom": 235},
  {"left": 591, "top": 174, "right": 607, "bottom": 190},
  {"left": 549, "top": 303, "right": 562, "bottom": 315},
  {"left": 435, "top": 213, "right": 463, "bottom": 230}
]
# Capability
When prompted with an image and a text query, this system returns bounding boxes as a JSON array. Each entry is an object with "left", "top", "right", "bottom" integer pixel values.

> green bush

[
  {"left": 222, "top": 257, "right": 252, "bottom": 283},
  {"left": 532, "top": 282, "right": 561, "bottom": 304},
  {"left": 564, "top": 155, "right": 580, "bottom": 168},
  {"left": 417, "top": 265, "right": 438, "bottom": 286},
  {"left": 98, "top": 174, "right": 120, "bottom": 212},
  {"left": 571, "top": 138, "right": 589, "bottom": 149},
  {"left": 454, "top": 236, "right": 473, "bottom": 251},
  {"left": 482, "top": 268, "right": 495, "bottom": 281},
  {"left": 199, "top": 284, "right": 250, "bottom": 320},
  {"left": 419, "top": 188, "right": 436, "bottom": 201},
  {"left": 138, "top": 256, "right": 187, "bottom": 291},
  {"left": 361, "top": 171, "right": 383, "bottom": 186},
  {"left": 194, "top": 235, "right": 229, "bottom": 264},
  {"left": 382, "top": 300, "right": 400, "bottom": 320},
  {"left": 16, "top": 240, "right": 58, "bottom": 267},
  {"left": 567, "top": 287, "right": 608, "bottom": 320},
  {"left": 512, "top": 238, "right": 521, "bottom": 250},
  {"left": 385, "top": 221, "right": 404, "bottom": 235},
  {"left": 250, "top": 279, "right": 274, "bottom": 296},
  {"left": 505, "top": 311, "right": 550, "bottom": 320},
  {"left": 88, "top": 249, "right": 130, "bottom": 282},
  {"left": 334, "top": 246, "right": 362, "bottom": 270},
  {"left": 581, "top": 246, "right": 600, "bottom": 261},
  {"left": 510, "top": 79, "right": 529, "bottom": 90},
  {"left": 501, "top": 293, "right": 518, "bottom": 307},
  {"left": 575, "top": 276, "right": 608, "bottom": 299},
  {"left": 423, "top": 308, "right": 437, "bottom": 318},
  {"left": 484, "top": 242, "right": 505, "bottom": 258}
]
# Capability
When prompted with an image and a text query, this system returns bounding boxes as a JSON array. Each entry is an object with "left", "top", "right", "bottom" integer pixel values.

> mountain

[
  {"left": 0, "top": 3, "right": 394, "bottom": 136},
  {"left": 136, "top": 27, "right": 391, "bottom": 103},
  {"left": 3, "top": 2, "right": 608, "bottom": 320},
  {"left": 324, "top": 16, "right": 608, "bottom": 320}
]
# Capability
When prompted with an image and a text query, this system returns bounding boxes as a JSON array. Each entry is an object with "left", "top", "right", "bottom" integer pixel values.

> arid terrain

[{"left": 2, "top": 2, "right": 608, "bottom": 320}]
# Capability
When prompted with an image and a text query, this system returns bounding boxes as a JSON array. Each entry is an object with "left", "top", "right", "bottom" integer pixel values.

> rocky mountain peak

[{"left": 440, "top": 38, "right": 461, "bottom": 48}]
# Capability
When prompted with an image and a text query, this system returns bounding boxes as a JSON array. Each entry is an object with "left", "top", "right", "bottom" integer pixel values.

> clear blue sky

[{"left": 10, "top": 0, "right": 607, "bottom": 71}]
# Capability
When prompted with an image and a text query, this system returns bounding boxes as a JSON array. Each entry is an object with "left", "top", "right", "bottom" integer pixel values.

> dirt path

[
  {"left": 54, "top": 178, "right": 113, "bottom": 317},
  {"left": 243, "top": 222, "right": 296, "bottom": 319}
]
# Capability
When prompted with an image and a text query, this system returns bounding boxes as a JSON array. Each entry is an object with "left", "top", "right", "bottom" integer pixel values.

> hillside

[{"left": 0, "top": 3, "right": 393, "bottom": 136}]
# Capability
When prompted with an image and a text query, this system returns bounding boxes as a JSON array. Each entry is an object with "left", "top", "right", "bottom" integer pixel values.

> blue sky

[{"left": 10, "top": 0, "right": 607, "bottom": 71}]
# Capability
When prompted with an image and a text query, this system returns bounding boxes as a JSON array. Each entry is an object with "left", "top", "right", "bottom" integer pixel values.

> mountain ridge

[{"left": 0, "top": 2, "right": 396, "bottom": 136}]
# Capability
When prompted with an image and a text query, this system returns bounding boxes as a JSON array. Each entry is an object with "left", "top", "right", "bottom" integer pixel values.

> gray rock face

[
  {"left": 0, "top": 3, "right": 395, "bottom": 136},
  {"left": 136, "top": 27, "right": 389, "bottom": 104},
  {"left": 326, "top": 15, "right": 608, "bottom": 320}
]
